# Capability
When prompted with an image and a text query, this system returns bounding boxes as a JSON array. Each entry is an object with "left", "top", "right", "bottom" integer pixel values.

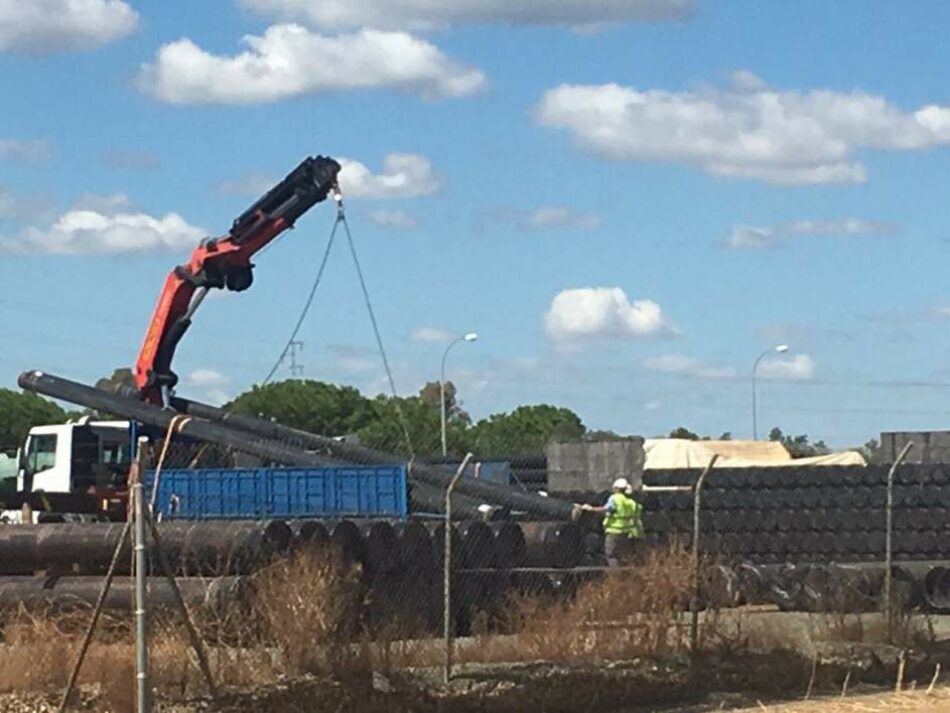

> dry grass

[
  {"left": 730, "top": 685, "right": 950, "bottom": 711},
  {"left": 458, "top": 542, "right": 696, "bottom": 664},
  {"left": 10, "top": 543, "right": 913, "bottom": 710},
  {"left": 250, "top": 550, "right": 365, "bottom": 675},
  {"left": 0, "top": 544, "right": 704, "bottom": 706},
  {"left": 808, "top": 608, "right": 936, "bottom": 650}
]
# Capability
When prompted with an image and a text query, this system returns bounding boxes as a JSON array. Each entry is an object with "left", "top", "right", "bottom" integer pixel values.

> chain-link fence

[{"left": 1, "top": 415, "right": 946, "bottom": 708}]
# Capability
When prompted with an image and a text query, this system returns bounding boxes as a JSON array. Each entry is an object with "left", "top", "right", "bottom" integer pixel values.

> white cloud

[
  {"left": 369, "top": 209, "right": 418, "bottom": 230},
  {"left": 185, "top": 369, "right": 231, "bottom": 403},
  {"left": 0, "top": 138, "right": 51, "bottom": 163},
  {"left": 757, "top": 354, "right": 815, "bottom": 380},
  {"left": 784, "top": 218, "right": 897, "bottom": 236},
  {"left": 724, "top": 226, "right": 776, "bottom": 250},
  {"left": 238, "top": 0, "right": 693, "bottom": 31},
  {"left": 515, "top": 205, "right": 602, "bottom": 231},
  {"left": 545, "top": 287, "right": 674, "bottom": 345},
  {"left": 644, "top": 399, "right": 662, "bottom": 411},
  {"left": 186, "top": 369, "right": 229, "bottom": 388},
  {"left": 411, "top": 326, "right": 455, "bottom": 343},
  {"left": 0, "top": 208, "right": 205, "bottom": 255},
  {"left": 137, "top": 24, "right": 486, "bottom": 105},
  {"left": 643, "top": 354, "right": 735, "bottom": 379},
  {"left": 724, "top": 218, "right": 897, "bottom": 250},
  {"left": 212, "top": 173, "right": 276, "bottom": 196},
  {"left": 535, "top": 73, "right": 950, "bottom": 185},
  {"left": 0, "top": 0, "right": 138, "bottom": 53},
  {"left": 339, "top": 153, "right": 442, "bottom": 199}
]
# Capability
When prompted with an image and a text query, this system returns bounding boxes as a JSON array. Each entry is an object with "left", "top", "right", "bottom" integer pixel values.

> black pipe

[
  {"left": 358, "top": 521, "right": 401, "bottom": 575},
  {"left": 19, "top": 371, "right": 340, "bottom": 467},
  {"left": 490, "top": 522, "right": 526, "bottom": 568},
  {"left": 520, "top": 522, "right": 584, "bottom": 568},
  {"left": 0, "top": 520, "right": 290, "bottom": 575},
  {"left": 0, "top": 575, "right": 248, "bottom": 612},
  {"left": 23, "top": 372, "right": 572, "bottom": 519},
  {"left": 394, "top": 522, "right": 433, "bottom": 573},
  {"left": 32, "top": 374, "right": 452, "bottom": 515},
  {"left": 290, "top": 520, "right": 331, "bottom": 553}
]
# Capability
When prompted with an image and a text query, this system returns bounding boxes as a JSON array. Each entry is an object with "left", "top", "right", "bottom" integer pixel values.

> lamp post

[
  {"left": 441, "top": 332, "right": 478, "bottom": 457},
  {"left": 752, "top": 344, "right": 789, "bottom": 440}
]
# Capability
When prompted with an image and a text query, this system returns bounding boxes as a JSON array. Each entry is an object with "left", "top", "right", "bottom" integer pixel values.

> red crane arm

[{"left": 135, "top": 155, "right": 341, "bottom": 404}]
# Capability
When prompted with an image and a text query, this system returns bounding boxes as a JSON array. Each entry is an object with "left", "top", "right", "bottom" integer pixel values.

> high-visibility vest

[{"left": 603, "top": 493, "right": 643, "bottom": 537}]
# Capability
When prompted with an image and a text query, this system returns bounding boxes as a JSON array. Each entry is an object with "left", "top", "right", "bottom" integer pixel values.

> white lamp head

[
  {"left": 775, "top": 344, "right": 790, "bottom": 354},
  {"left": 463, "top": 332, "right": 478, "bottom": 342}
]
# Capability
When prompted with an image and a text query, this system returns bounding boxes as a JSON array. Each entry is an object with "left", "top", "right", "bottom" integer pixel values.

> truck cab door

[{"left": 21, "top": 431, "right": 70, "bottom": 493}]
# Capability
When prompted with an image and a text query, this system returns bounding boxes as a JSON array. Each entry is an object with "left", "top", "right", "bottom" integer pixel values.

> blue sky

[{"left": 3, "top": 1, "right": 950, "bottom": 448}]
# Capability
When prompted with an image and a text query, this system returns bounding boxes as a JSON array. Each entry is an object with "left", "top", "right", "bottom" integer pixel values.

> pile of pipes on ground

[
  {"left": 702, "top": 559, "right": 950, "bottom": 613},
  {"left": 0, "top": 518, "right": 596, "bottom": 631}
]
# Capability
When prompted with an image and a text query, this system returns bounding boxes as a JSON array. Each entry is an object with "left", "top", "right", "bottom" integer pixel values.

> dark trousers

[{"left": 604, "top": 533, "right": 635, "bottom": 567}]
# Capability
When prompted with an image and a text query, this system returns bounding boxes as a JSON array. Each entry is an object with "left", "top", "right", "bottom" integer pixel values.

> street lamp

[
  {"left": 752, "top": 344, "right": 789, "bottom": 440},
  {"left": 441, "top": 332, "right": 478, "bottom": 457}
]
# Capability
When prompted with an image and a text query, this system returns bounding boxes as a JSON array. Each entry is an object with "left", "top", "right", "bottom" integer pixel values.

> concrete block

[
  {"left": 546, "top": 438, "right": 645, "bottom": 492},
  {"left": 881, "top": 431, "right": 950, "bottom": 464}
]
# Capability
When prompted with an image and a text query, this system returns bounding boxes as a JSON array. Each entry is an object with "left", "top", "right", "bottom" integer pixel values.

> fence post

[
  {"left": 444, "top": 453, "right": 474, "bottom": 685},
  {"left": 133, "top": 436, "right": 150, "bottom": 713},
  {"left": 885, "top": 442, "right": 914, "bottom": 644},
  {"left": 691, "top": 454, "right": 719, "bottom": 656}
]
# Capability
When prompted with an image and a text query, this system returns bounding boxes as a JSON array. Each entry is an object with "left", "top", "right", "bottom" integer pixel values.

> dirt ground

[
  {"left": 4, "top": 675, "right": 950, "bottom": 712},
  {"left": 3, "top": 609, "right": 950, "bottom": 712},
  {"left": 725, "top": 685, "right": 950, "bottom": 712}
]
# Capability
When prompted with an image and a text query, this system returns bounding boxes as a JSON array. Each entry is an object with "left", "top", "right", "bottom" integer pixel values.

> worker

[{"left": 578, "top": 477, "right": 643, "bottom": 567}]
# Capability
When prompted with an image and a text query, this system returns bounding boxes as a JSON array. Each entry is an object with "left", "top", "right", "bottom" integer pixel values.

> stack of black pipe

[
  {"left": 640, "top": 464, "right": 950, "bottom": 563},
  {"left": 0, "top": 518, "right": 588, "bottom": 628}
]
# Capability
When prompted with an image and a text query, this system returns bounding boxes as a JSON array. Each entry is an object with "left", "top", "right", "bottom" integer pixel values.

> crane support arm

[{"left": 134, "top": 155, "right": 341, "bottom": 404}]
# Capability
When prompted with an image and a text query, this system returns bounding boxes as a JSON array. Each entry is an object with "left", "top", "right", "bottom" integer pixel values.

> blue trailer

[{"left": 145, "top": 465, "right": 408, "bottom": 520}]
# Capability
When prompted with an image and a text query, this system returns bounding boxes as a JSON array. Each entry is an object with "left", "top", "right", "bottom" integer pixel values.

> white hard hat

[{"left": 612, "top": 478, "right": 632, "bottom": 493}]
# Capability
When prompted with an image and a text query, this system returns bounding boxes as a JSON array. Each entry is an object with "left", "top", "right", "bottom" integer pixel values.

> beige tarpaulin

[{"left": 643, "top": 439, "right": 865, "bottom": 469}]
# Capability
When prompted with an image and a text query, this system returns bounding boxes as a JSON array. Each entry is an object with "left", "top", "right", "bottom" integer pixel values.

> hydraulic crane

[
  {"left": 15, "top": 153, "right": 575, "bottom": 522},
  {"left": 134, "top": 156, "right": 341, "bottom": 405}
]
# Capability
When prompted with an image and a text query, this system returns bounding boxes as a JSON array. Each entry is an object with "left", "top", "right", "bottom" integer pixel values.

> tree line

[
  {"left": 227, "top": 379, "right": 586, "bottom": 456},
  {"left": 1, "top": 372, "right": 866, "bottom": 462},
  {"left": 0, "top": 377, "right": 587, "bottom": 459}
]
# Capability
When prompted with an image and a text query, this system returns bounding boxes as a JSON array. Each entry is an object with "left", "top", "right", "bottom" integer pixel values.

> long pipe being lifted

[{"left": 19, "top": 371, "right": 575, "bottom": 520}]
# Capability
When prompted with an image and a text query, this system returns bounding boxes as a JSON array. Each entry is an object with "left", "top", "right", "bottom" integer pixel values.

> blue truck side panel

[{"left": 145, "top": 466, "right": 408, "bottom": 520}]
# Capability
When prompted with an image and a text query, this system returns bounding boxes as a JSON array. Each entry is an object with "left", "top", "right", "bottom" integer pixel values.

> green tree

[
  {"left": 584, "top": 429, "right": 624, "bottom": 441},
  {"left": 228, "top": 380, "right": 375, "bottom": 437},
  {"left": 471, "top": 405, "right": 585, "bottom": 455},
  {"left": 768, "top": 427, "right": 830, "bottom": 458},
  {"left": 357, "top": 395, "right": 470, "bottom": 456},
  {"left": 669, "top": 427, "right": 701, "bottom": 440},
  {"left": 418, "top": 380, "right": 470, "bottom": 424},
  {"left": 0, "top": 389, "right": 71, "bottom": 454},
  {"left": 84, "top": 367, "right": 138, "bottom": 419},
  {"left": 858, "top": 438, "right": 881, "bottom": 464},
  {"left": 95, "top": 367, "right": 135, "bottom": 394}
]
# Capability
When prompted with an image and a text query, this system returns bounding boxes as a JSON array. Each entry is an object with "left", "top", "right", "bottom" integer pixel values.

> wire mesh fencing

[{"left": 6, "top": 406, "right": 950, "bottom": 709}]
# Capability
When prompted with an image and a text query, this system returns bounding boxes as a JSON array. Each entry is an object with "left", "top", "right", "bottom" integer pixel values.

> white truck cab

[{"left": 18, "top": 419, "right": 132, "bottom": 494}]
